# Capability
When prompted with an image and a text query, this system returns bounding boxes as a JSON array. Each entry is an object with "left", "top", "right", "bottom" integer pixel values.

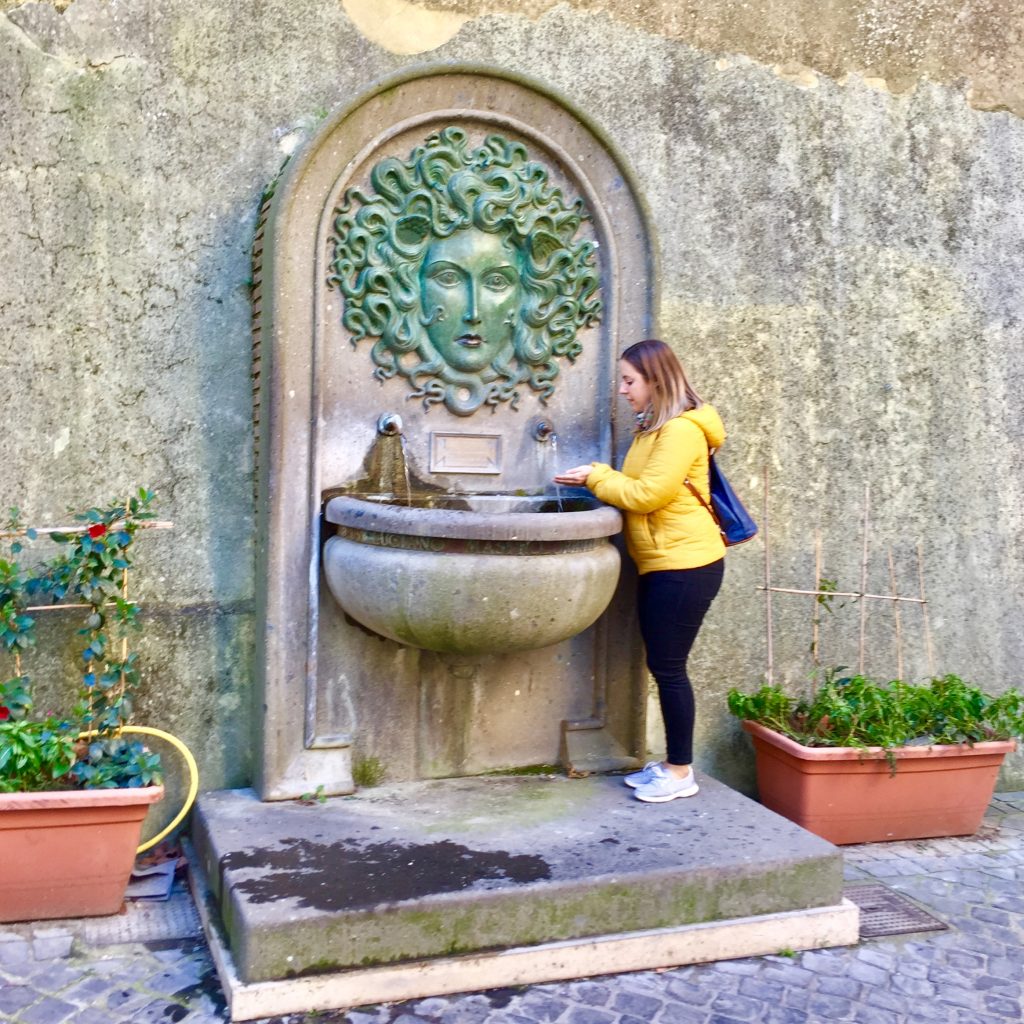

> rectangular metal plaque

[{"left": 430, "top": 432, "right": 502, "bottom": 474}]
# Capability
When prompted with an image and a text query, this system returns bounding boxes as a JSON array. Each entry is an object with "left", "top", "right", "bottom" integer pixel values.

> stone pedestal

[{"left": 191, "top": 774, "right": 857, "bottom": 1020}]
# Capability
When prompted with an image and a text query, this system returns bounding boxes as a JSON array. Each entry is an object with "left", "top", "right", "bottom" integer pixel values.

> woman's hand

[{"left": 553, "top": 464, "right": 593, "bottom": 486}]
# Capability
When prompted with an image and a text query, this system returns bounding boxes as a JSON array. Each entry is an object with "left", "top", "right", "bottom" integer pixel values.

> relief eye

[
  {"left": 484, "top": 272, "right": 515, "bottom": 291},
  {"left": 429, "top": 269, "right": 461, "bottom": 287}
]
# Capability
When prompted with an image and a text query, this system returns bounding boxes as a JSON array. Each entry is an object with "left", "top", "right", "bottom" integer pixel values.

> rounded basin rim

[{"left": 324, "top": 494, "right": 622, "bottom": 540}]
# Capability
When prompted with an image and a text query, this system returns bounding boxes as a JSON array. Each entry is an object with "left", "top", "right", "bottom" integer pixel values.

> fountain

[
  {"left": 191, "top": 67, "right": 854, "bottom": 1019},
  {"left": 324, "top": 488, "right": 621, "bottom": 654},
  {"left": 324, "top": 410, "right": 621, "bottom": 653}
]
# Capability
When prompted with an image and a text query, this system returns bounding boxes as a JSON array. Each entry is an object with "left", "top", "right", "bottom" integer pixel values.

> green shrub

[{"left": 728, "top": 672, "right": 1024, "bottom": 751}]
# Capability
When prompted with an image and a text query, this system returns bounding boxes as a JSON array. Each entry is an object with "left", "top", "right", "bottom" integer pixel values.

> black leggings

[{"left": 637, "top": 559, "right": 725, "bottom": 766}]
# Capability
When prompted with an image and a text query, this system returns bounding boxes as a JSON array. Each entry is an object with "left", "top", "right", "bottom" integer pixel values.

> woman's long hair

[{"left": 621, "top": 339, "right": 703, "bottom": 432}]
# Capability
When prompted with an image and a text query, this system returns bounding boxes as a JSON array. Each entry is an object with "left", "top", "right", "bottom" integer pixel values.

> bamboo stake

[
  {"left": 763, "top": 464, "right": 773, "bottom": 686},
  {"left": 858, "top": 482, "right": 870, "bottom": 674},
  {"left": 755, "top": 586, "right": 924, "bottom": 604},
  {"left": 0, "top": 519, "right": 173, "bottom": 540},
  {"left": 115, "top": 495, "right": 131, "bottom": 728},
  {"left": 25, "top": 601, "right": 137, "bottom": 613},
  {"left": 917, "top": 541, "right": 936, "bottom": 676},
  {"left": 811, "top": 529, "right": 822, "bottom": 669},
  {"left": 888, "top": 546, "right": 904, "bottom": 681}
]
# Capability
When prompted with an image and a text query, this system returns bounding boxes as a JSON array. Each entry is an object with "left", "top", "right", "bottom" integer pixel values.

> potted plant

[
  {"left": 0, "top": 490, "right": 165, "bottom": 922},
  {"left": 728, "top": 671, "right": 1024, "bottom": 844}
]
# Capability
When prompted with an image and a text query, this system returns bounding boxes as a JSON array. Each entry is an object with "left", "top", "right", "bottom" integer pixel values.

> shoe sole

[{"left": 634, "top": 782, "right": 699, "bottom": 803}]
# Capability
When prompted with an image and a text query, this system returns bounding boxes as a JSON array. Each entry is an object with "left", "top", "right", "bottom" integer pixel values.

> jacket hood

[{"left": 681, "top": 404, "right": 726, "bottom": 449}]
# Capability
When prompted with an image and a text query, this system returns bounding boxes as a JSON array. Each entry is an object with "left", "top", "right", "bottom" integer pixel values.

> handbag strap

[{"left": 683, "top": 449, "right": 720, "bottom": 527}]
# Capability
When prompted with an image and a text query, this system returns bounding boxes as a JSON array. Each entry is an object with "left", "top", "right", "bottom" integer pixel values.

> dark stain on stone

[
  {"left": 600, "top": 836, "right": 619, "bottom": 845},
  {"left": 221, "top": 836, "right": 551, "bottom": 910},
  {"left": 483, "top": 985, "right": 528, "bottom": 1008}
]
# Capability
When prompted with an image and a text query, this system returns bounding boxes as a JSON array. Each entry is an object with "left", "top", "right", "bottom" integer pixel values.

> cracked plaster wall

[{"left": 1, "top": 0, "right": 1022, "bottom": 797}]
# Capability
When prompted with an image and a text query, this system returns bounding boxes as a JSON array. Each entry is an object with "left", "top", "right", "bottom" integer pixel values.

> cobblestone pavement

[{"left": 1, "top": 794, "right": 1022, "bottom": 1024}]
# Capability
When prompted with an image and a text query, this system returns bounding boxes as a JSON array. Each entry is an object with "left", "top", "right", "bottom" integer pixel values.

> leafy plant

[
  {"left": 298, "top": 783, "right": 328, "bottom": 805},
  {"left": 815, "top": 577, "right": 841, "bottom": 615},
  {"left": 352, "top": 755, "right": 385, "bottom": 788},
  {"left": 809, "top": 576, "right": 845, "bottom": 671},
  {"left": 0, "top": 490, "right": 162, "bottom": 792},
  {"left": 728, "top": 672, "right": 1024, "bottom": 757},
  {"left": 0, "top": 720, "right": 77, "bottom": 792}
]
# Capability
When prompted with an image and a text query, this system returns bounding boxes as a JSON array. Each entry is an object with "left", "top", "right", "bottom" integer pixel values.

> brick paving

[{"left": 1, "top": 793, "right": 1022, "bottom": 1024}]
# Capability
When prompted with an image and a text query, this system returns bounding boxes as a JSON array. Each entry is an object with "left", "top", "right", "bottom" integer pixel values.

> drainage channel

[{"left": 844, "top": 883, "right": 948, "bottom": 939}]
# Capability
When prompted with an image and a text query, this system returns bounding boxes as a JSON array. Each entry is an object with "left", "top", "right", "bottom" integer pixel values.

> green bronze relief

[{"left": 328, "top": 127, "right": 602, "bottom": 415}]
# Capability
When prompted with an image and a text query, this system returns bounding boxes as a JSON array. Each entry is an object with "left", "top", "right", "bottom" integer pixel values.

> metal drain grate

[
  {"left": 845, "top": 884, "right": 948, "bottom": 938},
  {"left": 79, "top": 890, "right": 203, "bottom": 945}
]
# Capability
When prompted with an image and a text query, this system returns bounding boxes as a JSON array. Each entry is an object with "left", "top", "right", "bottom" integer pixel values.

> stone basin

[{"left": 322, "top": 493, "right": 622, "bottom": 654}]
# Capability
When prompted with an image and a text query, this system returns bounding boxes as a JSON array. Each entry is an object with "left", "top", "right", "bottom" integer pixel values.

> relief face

[
  {"left": 328, "top": 127, "right": 602, "bottom": 415},
  {"left": 421, "top": 227, "right": 522, "bottom": 375}
]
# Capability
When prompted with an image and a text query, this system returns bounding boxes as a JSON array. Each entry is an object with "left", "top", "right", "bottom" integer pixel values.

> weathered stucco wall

[{"left": 2, "top": 0, "right": 1022, "bottom": 800}]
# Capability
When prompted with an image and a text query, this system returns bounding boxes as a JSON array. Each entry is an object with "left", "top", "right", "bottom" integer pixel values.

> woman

[{"left": 555, "top": 339, "right": 726, "bottom": 803}]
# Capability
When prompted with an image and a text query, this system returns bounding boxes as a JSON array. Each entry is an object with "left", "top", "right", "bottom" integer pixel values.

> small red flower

[
  {"left": 0, "top": 706, "right": 10, "bottom": 721},
  {"left": 88, "top": 523, "right": 107, "bottom": 539}
]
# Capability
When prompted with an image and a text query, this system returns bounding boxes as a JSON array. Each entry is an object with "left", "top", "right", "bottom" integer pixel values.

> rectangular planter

[
  {"left": 742, "top": 720, "right": 1015, "bottom": 845},
  {"left": 0, "top": 785, "right": 164, "bottom": 923}
]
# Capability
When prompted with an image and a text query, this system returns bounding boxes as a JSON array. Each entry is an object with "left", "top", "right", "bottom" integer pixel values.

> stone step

[{"left": 192, "top": 772, "right": 847, "bottom": 986}]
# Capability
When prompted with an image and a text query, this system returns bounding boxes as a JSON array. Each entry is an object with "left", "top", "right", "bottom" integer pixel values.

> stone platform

[{"left": 191, "top": 773, "right": 857, "bottom": 1020}]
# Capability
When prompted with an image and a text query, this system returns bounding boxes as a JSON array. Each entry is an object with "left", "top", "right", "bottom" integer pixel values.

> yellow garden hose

[{"left": 77, "top": 726, "right": 199, "bottom": 854}]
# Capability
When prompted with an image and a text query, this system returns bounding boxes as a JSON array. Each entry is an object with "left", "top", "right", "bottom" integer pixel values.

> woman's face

[
  {"left": 618, "top": 359, "right": 651, "bottom": 413},
  {"left": 420, "top": 227, "right": 522, "bottom": 374}
]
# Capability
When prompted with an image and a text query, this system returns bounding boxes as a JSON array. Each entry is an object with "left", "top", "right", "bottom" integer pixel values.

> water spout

[
  {"left": 532, "top": 419, "right": 555, "bottom": 442},
  {"left": 377, "top": 413, "right": 403, "bottom": 436}
]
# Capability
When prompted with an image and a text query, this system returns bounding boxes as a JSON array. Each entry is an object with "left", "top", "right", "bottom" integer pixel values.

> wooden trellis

[{"left": 759, "top": 468, "right": 935, "bottom": 686}]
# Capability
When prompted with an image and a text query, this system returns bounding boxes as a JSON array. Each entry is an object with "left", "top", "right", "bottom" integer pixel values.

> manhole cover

[{"left": 845, "top": 883, "right": 948, "bottom": 938}]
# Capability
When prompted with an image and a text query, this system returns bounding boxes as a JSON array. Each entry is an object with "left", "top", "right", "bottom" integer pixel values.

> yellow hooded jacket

[{"left": 586, "top": 404, "right": 727, "bottom": 574}]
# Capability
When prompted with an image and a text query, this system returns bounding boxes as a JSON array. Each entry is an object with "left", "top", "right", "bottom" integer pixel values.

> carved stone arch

[{"left": 253, "top": 66, "right": 656, "bottom": 799}]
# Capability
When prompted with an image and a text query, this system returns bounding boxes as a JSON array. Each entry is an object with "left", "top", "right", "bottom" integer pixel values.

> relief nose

[{"left": 463, "top": 281, "right": 481, "bottom": 324}]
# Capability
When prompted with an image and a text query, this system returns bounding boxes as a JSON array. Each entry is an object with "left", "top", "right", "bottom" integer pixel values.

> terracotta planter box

[
  {"left": 0, "top": 785, "right": 164, "bottom": 923},
  {"left": 742, "top": 720, "right": 1015, "bottom": 845}
]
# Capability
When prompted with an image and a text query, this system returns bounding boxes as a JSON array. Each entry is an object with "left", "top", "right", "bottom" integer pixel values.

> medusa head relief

[{"left": 327, "top": 127, "right": 603, "bottom": 416}]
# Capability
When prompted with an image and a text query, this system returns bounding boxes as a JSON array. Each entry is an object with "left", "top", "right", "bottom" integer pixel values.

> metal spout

[
  {"left": 377, "top": 413, "right": 403, "bottom": 437},
  {"left": 533, "top": 419, "right": 555, "bottom": 442}
]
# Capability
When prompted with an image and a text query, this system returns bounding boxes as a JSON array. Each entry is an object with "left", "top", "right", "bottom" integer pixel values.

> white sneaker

[
  {"left": 622, "top": 761, "right": 660, "bottom": 789},
  {"left": 633, "top": 764, "right": 699, "bottom": 803}
]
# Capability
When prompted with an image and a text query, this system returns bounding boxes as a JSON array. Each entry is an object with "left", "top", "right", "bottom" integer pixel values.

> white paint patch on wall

[
  {"left": 52, "top": 426, "right": 70, "bottom": 459},
  {"left": 341, "top": 0, "right": 469, "bottom": 55}
]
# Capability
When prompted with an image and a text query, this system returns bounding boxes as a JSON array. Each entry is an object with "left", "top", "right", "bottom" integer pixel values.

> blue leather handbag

[{"left": 685, "top": 453, "right": 758, "bottom": 547}]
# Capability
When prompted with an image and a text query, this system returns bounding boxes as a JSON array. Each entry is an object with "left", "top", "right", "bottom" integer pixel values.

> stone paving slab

[{"left": 1, "top": 794, "right": 1023, "bottom": 1024}]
